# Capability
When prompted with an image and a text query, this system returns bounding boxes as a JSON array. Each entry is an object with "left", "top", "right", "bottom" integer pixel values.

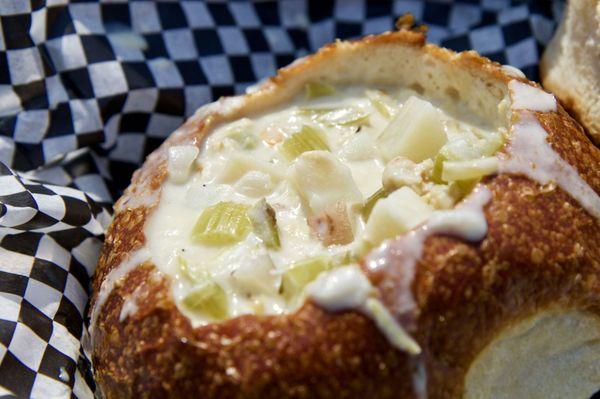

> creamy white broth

[{"left": 144, "top": 84, "right": 503, "bottom": 326}]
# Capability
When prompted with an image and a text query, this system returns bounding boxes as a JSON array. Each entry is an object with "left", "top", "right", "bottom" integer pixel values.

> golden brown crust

[{"left": 92, "top": 30, "right": 600, "bottom": 398}]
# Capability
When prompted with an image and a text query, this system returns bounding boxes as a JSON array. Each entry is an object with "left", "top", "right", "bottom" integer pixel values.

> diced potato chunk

[
  {"left": 308, "top": 201, "right": 354, "bottom": 246},
  {"left": 167, "top": 145, "right": 199, "bottom": 183},
  {"left": 182, "top": 281, "right": 229, "bottom": 320},
  {"left": 362, "top": 187, "right": 433, "bottom": 245},
  {"left": 337, "top": 132, "right": 378, "bottom": 161},
  {"left": 229, "top": 248, "right": 278, "bottom": 295},
  {"left": 290, "top": 151, "right": 362, "bottom": 214},
  {"left": 280, "top": 257, "right": 331, "bottom": 301},
  {"left": 441, "top": 157, "right": 499, "bottom": 182},
  {"left": 377, "top": 96, "right": 447, "bottom": 162}
]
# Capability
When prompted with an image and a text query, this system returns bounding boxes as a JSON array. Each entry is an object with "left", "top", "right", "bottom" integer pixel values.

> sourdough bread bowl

[{"left": 91, "top": 24, "right": 600, "bottom": 399}]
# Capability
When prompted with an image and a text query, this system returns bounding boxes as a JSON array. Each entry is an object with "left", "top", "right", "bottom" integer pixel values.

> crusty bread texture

[
  {"left": 541, "top": 0, "right": 600, "bottom": 145},
  {"left": 91, "top": 29, "right": 600, "bottom": 398}
]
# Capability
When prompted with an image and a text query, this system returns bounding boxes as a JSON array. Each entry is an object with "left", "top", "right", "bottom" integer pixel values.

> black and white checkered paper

[{"left": 1, "top": 1, "right": 590, "bottom": 398}]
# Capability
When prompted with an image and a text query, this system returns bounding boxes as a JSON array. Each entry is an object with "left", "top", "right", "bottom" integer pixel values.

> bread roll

[
  {"left": 541, "top": 0, "right": 600, "bottom": 145},
  {"left": 90, "top": 27, "right": 600, "bottom": 398}
]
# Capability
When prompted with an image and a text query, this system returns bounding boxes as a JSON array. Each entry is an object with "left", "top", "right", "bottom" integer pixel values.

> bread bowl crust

[{"left": 91, "top": 30, "right": 600, "bottom": 398}]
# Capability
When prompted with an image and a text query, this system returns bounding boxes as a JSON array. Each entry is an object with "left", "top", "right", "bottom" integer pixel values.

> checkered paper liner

[{"left": 1, "top": 1, "right": 592, "bottom": 398}]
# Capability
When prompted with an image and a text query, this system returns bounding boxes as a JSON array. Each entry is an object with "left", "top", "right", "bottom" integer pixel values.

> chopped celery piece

[
  {"left": 441, "top": 157, "right": 499, "bottom": 182},
  {"left": 433, "top": 138, "right": 485, "bottom": 183},
  {"left": 377, "top": 96, "right": 447, "bottom": 162},
  {"left": 431, "top": 153, "right": 446, "bottom": 184},
  {"left": 305, "top": 81, "right": 335, "bottom": 99},
  {"left": 366, "top": 90, "right": 396, "bottom": 118},
  {"left": 280, "top": 257, "right": 332, "bottom": 301},
  {"left": 300, "top": 107, "right": 370, "bottom": 126},
  {"left": 362, "top": 187, "right": 389, "bottom": 219},
  {"left": 454, "top": 179, "right": 480, "bottom": 198},
  {"left": 192, "top": 202, "right": 251, "bottom": 245},
  {"left": 280, "top": 125, "right": 329, "bottom": 160},
  {"left": 227, "top": 130, "right": 258, "bottom": 149},
  {"left": 248, "top": 199, "right": 280, "bottom": 249},
  {"left": 182, "top": 281, "right": 228, "bottom": 320}
]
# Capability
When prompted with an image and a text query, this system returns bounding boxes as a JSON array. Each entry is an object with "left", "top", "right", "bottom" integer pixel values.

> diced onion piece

[
  {"left": 234, "top": 171, "right": 274, "bottom": 198},
  {"left": 338, "top": 132, "right": 378, "bottom": 161},
  {"left": 300, "top": 107, "right": 370, "bottom": 126},
  {"left": 229, "top": 245, "right": 278, "bottom": 295},
  {"left": 366, "top": 90, "right": 396, "bottom": 118},
  {"left": 432, "top": 138, "right": 482, "bottom": 183},
  {"left": 182, "top": 281, "right": 229, "bottom": 320},
  {"left": 290, "top": 150, "right": 362, "bottom": 215},
  {"left": 440, "top": 138, "right": 481, "bottom": 161},
  {"left": 305, "top": 81, "right": 335, "bottom": 98},
  {"left": 280, "top": 257, "right": 332, "bottom": 301},
  {"left": 479, "top": 132, "right": 505, "bottom": 156},
  {"left": 247, "top": 199, "right": 280, "bottom": 249},
  {"left": 217, "top": 153, "right": 285, "bottom": 183},
  {"left": 280, "top": 125, "right": 330, "bottom": 160},
  {"left": 192, "top": 202, "right": 251, "bottom": 245},
  {"left": 364, "top": 298, "right": 421, "bottom": 355},
  {"left": 377, "top": 96, "right": 447, "bottom": 162},
  {"left": 320, "top": 108, "right": 369, "bottom": 126},
  {"left": 363, "top": 187, "right": 433, "bottom": 245},
  {"left": 441, "top": 157, "right": 499, "bottom": 182},
  {"left": 361, "top": 187, "right": 389, "bottom": 219},
  {"left": 167, "top": 145, "right": 199, "bottom": 184}
]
